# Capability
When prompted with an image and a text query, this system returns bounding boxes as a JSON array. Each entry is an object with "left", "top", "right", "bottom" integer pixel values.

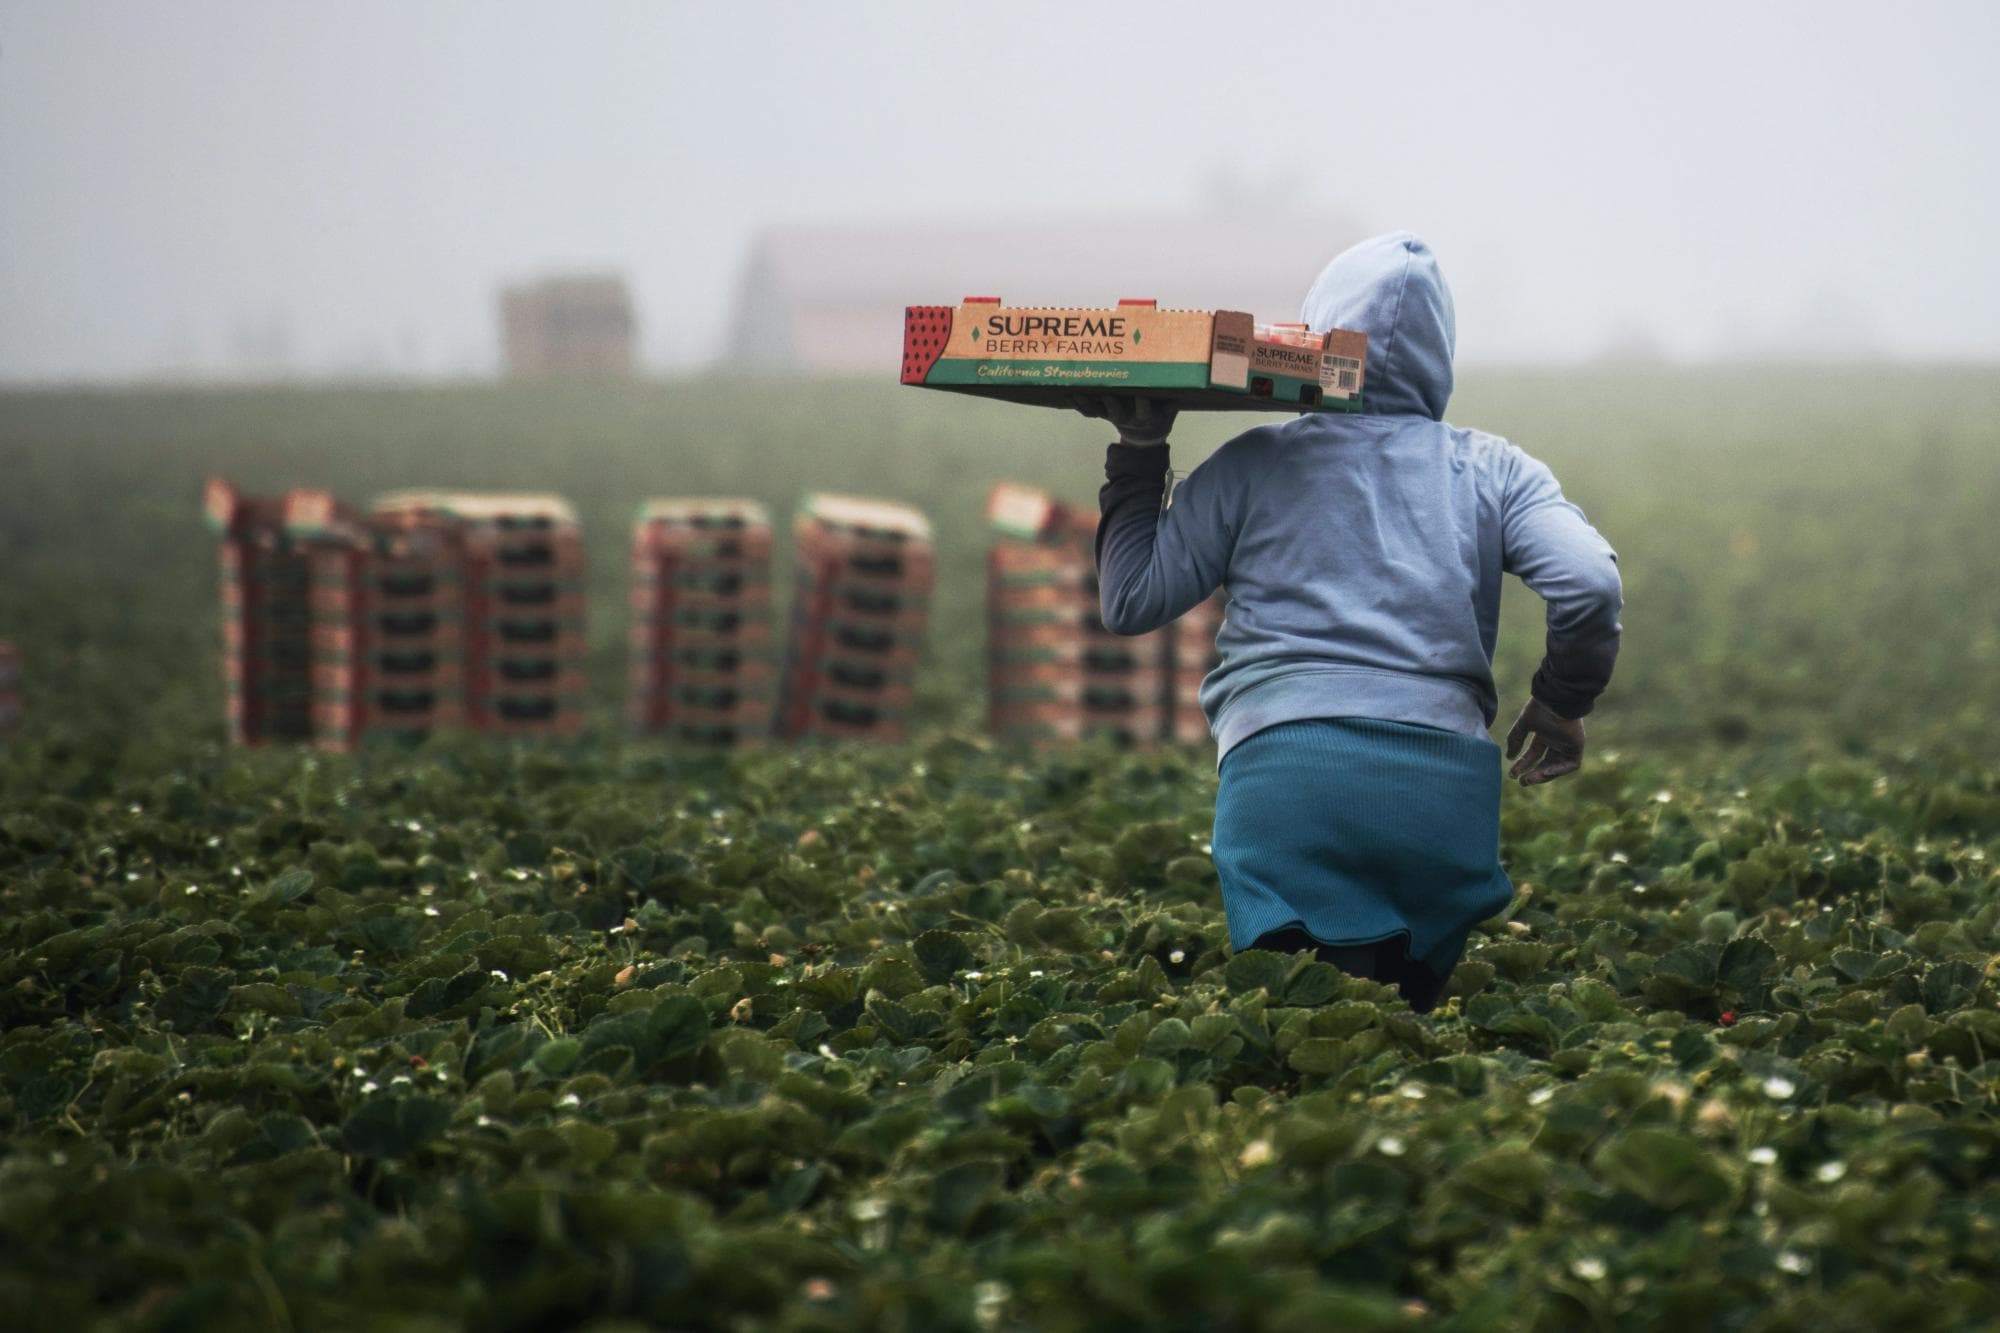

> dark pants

[{"left": 1248, "top": 925, "right": 1451, "bottom": 1014}]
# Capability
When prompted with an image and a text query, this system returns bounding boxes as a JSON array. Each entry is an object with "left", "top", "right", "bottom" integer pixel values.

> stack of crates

[
  {"left": 0, "top": 640, "right": 20, "bottom": 736},
  {"left": 1167, "top": 591, "right": 1227, "bottom": 745},
  {"left": 779, "top": 493, "right": 933, "bottom": 743},
  {"left": 985, "top": 483, "right": 1172, "bottom": 745},
  {"left": 374, "top": 492, "right": 588, "bottom": 738},
  {"left": 206, "top": 478, "right": 317, "bottom": 746},
  {"left": 627, "top": 499, "right": 775, "bottom": 743},
  {"left": 305, "top": 493, "right": 468, "bottom": 750}
]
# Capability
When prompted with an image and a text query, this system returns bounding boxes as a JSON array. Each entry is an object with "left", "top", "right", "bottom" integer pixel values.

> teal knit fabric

[{"left": 1213, "top": 717, "right": 1513, "bottom": 979}]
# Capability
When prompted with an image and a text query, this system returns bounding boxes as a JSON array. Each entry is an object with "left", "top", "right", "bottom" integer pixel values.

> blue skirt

[{"left": 1213, "top": 717, "right": 1513, "bottom": 980}]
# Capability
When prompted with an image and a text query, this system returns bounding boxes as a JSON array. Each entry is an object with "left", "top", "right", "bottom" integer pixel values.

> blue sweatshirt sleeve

[
  {"left": 1095, "top": 443, "right": 1235, "bottom": 636},
  {"left": 1501, "top": 448, "right": 1623, "bottom": 718}
]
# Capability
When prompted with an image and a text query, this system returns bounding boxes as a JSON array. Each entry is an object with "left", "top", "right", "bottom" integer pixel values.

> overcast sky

[{"left": 2, "top": 1, "right": 1996, "bottom": 381}]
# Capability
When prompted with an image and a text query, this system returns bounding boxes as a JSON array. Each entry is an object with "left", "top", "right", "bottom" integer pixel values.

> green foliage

[{"left": 2, "top": 374, "right": 1999, "bottom": 1327}]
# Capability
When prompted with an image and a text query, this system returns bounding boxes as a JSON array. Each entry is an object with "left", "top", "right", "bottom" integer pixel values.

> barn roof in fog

[{"left": 724, "top": 215, "right": 1360, "bottom": 375}]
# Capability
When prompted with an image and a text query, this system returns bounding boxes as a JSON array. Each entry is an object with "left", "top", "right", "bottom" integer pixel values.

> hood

[{"left": 1300, "top": 231, "right": 1455, "bottom": 420}]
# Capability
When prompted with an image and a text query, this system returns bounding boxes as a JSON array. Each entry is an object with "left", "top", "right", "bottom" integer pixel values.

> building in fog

[
  {"left": 500, "top": 274, "right": 636, "bottom": 378},
  {"left": 723, "top": 216, "right": 1359, "bottom": 376}
]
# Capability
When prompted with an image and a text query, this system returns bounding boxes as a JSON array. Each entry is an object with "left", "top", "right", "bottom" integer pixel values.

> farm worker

[{"left": 1079, "top": 231, "right": 1621, "bottom": 1013}]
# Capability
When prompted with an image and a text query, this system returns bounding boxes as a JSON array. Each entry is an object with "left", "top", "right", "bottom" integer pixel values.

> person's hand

[
  {"left": 1505, "top": 697, "right": 1586, "bottom": 786},
  {"left": 1072, "top": 393, "right": 1177, "bottom": 447}
]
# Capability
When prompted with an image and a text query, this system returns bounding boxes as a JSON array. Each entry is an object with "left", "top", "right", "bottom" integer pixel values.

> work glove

[
  {"left": 1505, "top": 697, "right": 1586, "bottom": 786},
  {"left": 1072, "top": 393, "right": 1178, "bottom": 447}
]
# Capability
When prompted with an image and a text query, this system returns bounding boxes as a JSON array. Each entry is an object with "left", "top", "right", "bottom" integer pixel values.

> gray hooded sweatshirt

[{"left": 1095, "top": 231, "right": 1622, "bottom": 757}]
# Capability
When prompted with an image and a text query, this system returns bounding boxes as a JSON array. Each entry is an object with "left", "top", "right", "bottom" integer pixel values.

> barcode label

[{"left": 1324, "top": 354, "right": 1363, "bottom": 397}]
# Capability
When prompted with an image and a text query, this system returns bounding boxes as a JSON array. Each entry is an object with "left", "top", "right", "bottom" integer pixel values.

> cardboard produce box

[{"left": 903, "top": 298, "right": 1367, "bottom": 412}]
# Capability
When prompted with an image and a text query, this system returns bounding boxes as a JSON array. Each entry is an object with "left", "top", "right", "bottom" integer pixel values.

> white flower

[
  {"left": 1814, "top": 1160, "right": 1846, "bottom": 1183},
  {"left": 1529, "top": 1087, "right": 1556, "bottom": 1106},
  {"left": 1374, "top": 1135, "right": 1406, "bottom": 1157},
  {"left": 1169, "top": 950, "right": 1186, "bottom": 965},
  {"left": 849, "top": 1196, "right": 887, "bottom": 1222},
  {"left": 1748, "top": 1146, "right": 1778, "bottom": 1166},
  {"left": 390, "top": 1075, "right": 412, "bottom": 1087},
  {"left": 1762, "top": 1076, "right": 1796, "bottom": 1099},
  {"left": 1653, "top": 789, "right": 1673, "bottom": 804},
  {"left": 1571, "top": 1256, "right": 1607, "bottom": 1282},
  {"left": 963, "top": 970, "right": 984, "bottom": 981},
  {"left": 205, "top": 835, "right": 221, "bottom": 848},
  {"left": 974, "top": 1280, "right": 1009, "bottom": 1330},
  {"left": 350, "top": 1067, "right": 368, "bottom": 1078},
  {"left": 1631, "top": 884, "right": 1648, "bottom": 895},
  {"left": 1239, "top": 1139, "right": 1274, "bottom": 1169},
  {"left": 490, "top": 969, "right": 510, "bottom": 982},
  {"left": 360, "top": 1080, "right": 380, "bottom": 1094},
  {"left": 1398, "top": 1083, "right": 1428, "bottom": 1100},
  {"left": 1200, "top": 843, "right": 1213, "bottom": 854},
  {"left": 433, "top": 1070, "right": 449, "bottom": 1082},
  {"left": 184, "top": 885, "right": 200, "bottom": 896},
  {"left": 558, "top": 1092, "right": 581, "bottom": 1108},
  {"left": 1609, "top": 851, "right": 1630, "bottom": 864},
  {"left": 405, "top": 819, "right": 423, "bottom": 832},
  {"left": 423, "top": 906, "right": 440, "bottom": 917},
  {"left": 1776, "top": 1250, "right": 1812, "bottom": 1275},
  {"left": 476, "top": 1114, "right": 497, "bottom": 1128},
  {"left": 817, "top": 1043, "right": 838, "bottom": 1059}
]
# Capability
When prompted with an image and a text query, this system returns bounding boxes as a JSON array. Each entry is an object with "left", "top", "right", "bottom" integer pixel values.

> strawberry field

[{"left": 3, "top": 370, "right": 2000, "bottom": 1330}]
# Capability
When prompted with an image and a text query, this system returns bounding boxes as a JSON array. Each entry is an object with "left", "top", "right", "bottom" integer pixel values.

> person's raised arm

[
  {"left": 1077, "top": 394, "right": 1235, "bottom": 637},
  {"left": 1500, "top": 448, "right": 1622, "bottom": 785}
]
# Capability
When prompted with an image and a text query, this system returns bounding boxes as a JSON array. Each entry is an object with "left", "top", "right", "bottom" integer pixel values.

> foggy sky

[{"left": 2, "top": 1, "right": 1996, "bottom": 382}]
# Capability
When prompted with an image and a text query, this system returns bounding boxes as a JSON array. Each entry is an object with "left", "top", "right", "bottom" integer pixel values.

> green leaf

[
  {"left": 1224, "top": 950, "right": 1288, "bottom": 995},
  {"left": 529, "top": 1037, "right": 581, "bottom": 1078},
  {"left": 1592, "top": 1128, "right": 1738, "bottom": 1210},
  {"left": 229, "top": 982, "right": 301, "bottom": 1018},
  {"left": 913, "top": 930, "right": 976, "bottom": 985},
  {"left": 1452, "top": 1143, "right": 1551, "bottom": 1216},
  {"left": 1287, "top": 1037, "right": 1350, "bottom": 1076},
  {"left": 340, "top": 1095, "right": 452, "bottom": 1160},
  {"left": 929, "top": 1158, "right": 1006, "bottom": 1234},
  {"left": 1921, "top": 959, "right": 1981, "bottom": 1013},
  {"left": 1283, "top": 961, "right": 1345, "bottom": 1007},
  {"left": 1831, "top": 949, "right": 1910, "bottom": 985},
  {"left": 1718, "top": 936, "right": 1778, "bottom": 1000},
  {"left": 263, "top": 866, "right": 315, "bottom": 905}
]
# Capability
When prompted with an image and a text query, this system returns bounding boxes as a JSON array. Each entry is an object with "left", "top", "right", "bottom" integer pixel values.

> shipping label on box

[{"left": 1209, "top": 312, "right": 1368, "bottom": 407}]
